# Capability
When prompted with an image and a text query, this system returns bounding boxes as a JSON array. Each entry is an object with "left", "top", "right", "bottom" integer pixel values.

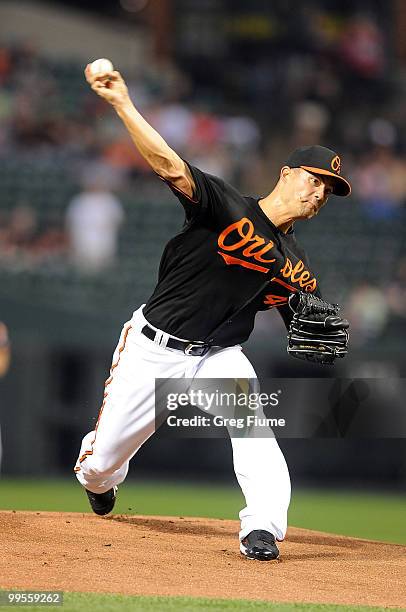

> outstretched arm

[{"left": 85, "top": 66, "right": 196, "bottom": 199}]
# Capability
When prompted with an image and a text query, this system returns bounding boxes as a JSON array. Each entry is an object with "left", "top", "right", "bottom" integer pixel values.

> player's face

[{"left": 289, "top": 168, "right": 334, "bottom": 219}]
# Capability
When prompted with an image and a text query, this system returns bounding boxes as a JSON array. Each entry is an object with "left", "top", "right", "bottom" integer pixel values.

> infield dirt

[{"left": 1, "top": 511, "right": 405, "bottom": 608}]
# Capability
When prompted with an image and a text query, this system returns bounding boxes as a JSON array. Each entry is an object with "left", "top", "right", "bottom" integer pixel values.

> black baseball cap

[{"left": 285, "top": 145, "right": 351, "bottom": 197}]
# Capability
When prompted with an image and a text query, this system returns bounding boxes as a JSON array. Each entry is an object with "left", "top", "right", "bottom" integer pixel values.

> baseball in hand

[{"left": 89, "top": 58, "right": 114, "bottom": 75}]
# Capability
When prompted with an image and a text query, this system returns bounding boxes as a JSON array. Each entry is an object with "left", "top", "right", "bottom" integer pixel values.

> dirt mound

[{"left": 1, "top": 511, "right": 405, "bottom": 608}]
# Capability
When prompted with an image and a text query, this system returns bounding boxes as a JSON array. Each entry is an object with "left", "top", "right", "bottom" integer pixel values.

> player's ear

[{"left": 280, "top": 166, "right": 292, "bottom": 183}]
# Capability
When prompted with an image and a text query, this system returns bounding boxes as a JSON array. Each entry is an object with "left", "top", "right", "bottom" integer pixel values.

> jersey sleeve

[{"left": 158, "top": 162, "right": 229, "bottom": 222}]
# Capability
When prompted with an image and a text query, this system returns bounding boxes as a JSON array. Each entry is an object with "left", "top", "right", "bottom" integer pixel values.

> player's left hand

[{"left": 287, "top": 292, "right": 349, "bottom": 365}]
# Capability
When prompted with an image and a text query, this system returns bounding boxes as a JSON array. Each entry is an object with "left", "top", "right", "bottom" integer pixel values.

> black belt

[{"left": 141, "top": 324, "right": 211, "bottom": 356}]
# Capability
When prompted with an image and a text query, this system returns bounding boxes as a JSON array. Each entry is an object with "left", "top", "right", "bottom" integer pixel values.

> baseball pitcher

[{"left": 74, "top": 66, "right": 350, "bottom": 561}]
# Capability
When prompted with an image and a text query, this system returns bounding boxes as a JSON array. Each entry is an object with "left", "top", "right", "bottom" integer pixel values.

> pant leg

[
  {"left": 195, "top": 345, "right": 291, "bottom": 541},
  {"left": 74, "top": 310, "right": 197, "bottom": 493}
]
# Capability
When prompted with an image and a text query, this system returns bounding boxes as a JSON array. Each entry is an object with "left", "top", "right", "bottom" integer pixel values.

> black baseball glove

[{"left": 287, "top": 292, "right": 349, "bottom": 365}]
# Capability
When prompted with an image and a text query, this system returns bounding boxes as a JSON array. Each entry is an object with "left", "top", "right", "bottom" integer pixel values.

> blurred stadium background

[{"left": 0, "top": 0, "right": 405, "bottom": 496}]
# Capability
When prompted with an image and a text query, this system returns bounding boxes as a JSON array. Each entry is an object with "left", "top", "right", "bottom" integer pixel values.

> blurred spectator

[
  {"left": 150, "top": 102, "right": 193, "bottom": 150},
  {"left": 0, "top": 321, "right": 10, "bottom": 472},
  {"left": 222, "top": 115, "right": 260, "bottom": 152},
  {"left": 189, "top": 109, "right": 224, "bottom": 148},
  {"left": 102, "top": 124, "right": 152, "bottom": 175},
  {"left": 0, "top": 322, "right": 10, "bottom": 378},
  {"left": 353, "top": 147, "right": 406, "bottom": 219},
  {"left": 338, "top": 14, "right": 385, "bottom": 79},
  {"left": 291, "top": 100, "right": 330, "bottom": 148},
  {"left": 0, "top": 204, "right": 39, "bottom": 262},
  {"left": 0, "top": 204, "right": 67, "bottom": 269},
  {"left": 386, "top": 258, "right": 406, "bottom": 321},
  {"left": 345, "top": 283, "right": 389, "bottom": 346},
  {"left": 189, "top": 143, "right": 233, "bottom": 181},
  {"left": 0, "top": 211, "right": 9, "bottom": 245},
  {"left": 138, "top": 56, "right": 191, "bottom": 104},
  {"left": 34, "top": 223, "right": 68, "bottom": 266},
  {"left": 66, "top": 167, "right": 124, "bottom": 273},
  {"left": 0, "top": 47, "right": 11, "bottom": 84},
  {"left": 369, "top": 118, "right": 397, "bottom": 148}
]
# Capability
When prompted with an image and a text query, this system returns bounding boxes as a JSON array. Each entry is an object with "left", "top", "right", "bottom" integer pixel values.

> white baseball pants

[{"left": 74, "top": 306, "right": 291, "bottom": 541}]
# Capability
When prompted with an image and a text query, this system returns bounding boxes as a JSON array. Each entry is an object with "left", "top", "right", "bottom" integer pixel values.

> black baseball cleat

[
  {"left": 240, "top": 529, "right": 280, "bottom": 561},
  {"left": 85, "top": 486, "right": 117, "bottom": 516}
]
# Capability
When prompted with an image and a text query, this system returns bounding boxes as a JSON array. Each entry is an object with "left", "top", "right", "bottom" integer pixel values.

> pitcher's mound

[{"left": 1, "top": 511, "right": 405, "bottom": 608}]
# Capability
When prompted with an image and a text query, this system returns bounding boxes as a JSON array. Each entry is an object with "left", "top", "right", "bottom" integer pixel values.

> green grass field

[
  {"left": 0, "top": 592, "right": 401, "bottom": 612},
  {"left": 1, "top": 478, "right": 405, "bottom": 544},
  {"left": 0, "top": 591, "right": 399, "bottom": 612},
  {"left": 1, "top": 479, "right": 405, "bottom": 611}
]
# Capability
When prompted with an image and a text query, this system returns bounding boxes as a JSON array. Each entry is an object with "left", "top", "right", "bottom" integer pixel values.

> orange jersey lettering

[{"left": 218, "top": 218, "right": 276, "bottom": 274}]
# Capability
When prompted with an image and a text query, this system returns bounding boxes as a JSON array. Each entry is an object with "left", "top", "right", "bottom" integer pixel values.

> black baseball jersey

[{"left": 143, "top": 163, "right": 320, "bottom": 346}]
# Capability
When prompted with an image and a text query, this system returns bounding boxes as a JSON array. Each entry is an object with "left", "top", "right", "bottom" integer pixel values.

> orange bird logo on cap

[{"left": 331, "top": 155, "right": 341, "bottom": 174}]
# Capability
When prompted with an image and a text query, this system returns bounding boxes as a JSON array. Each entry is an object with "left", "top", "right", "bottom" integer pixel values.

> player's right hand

[{"left": 85, "top": 66, "right": 130, "bottom": 109}]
